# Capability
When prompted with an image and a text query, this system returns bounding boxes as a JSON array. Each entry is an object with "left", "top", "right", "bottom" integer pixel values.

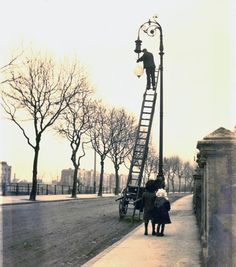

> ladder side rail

[
  {"left": 127, "top": 68, "right": 160, "bottom": 188},
  {"left": 134, "top": 67, "right": 160, "bottom": 188},
  {"left": 136, "top": 92, "right": 157, "bottom": 188},
  {"left": 135, "top": 67, "right": 160, "bottom": 183},
  {"left": 132, "top": 68, "right": 160, "bottom": 219},
  {"left": 125, "top": 92, "right": 151, "bottom": 187},
  {"left": 132, "top": 93, "right": 158, "bottom": 219}
]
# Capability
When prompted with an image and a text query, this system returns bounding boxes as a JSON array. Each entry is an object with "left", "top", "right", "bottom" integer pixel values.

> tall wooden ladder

[{"left": 120, "top": 67, "right": 160, "bottom": 220}]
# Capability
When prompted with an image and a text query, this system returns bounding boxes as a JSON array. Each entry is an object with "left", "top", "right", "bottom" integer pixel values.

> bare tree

[
  {"left": 143, "top": 142, "right": 159, "bottom": 184},
  {"left": 0, "top": 56, "right": 19, "bottom": 79},
  {"left": 183, "top": 161, "right": 195, "bottom": 192},
  {"left": 1, "top": 53, "right": 82, "bottom": 200},
  {"left": 163, "top": 156, "right": 196, "bottom": 193},
  {"left": 163, "top": 157, "right": 171, "bottom": 191},
  {"left": 89, "top": 102, "right": 113, "bottom": 196},
  {"left": 163, "top": 156, "right": 179, "bottom": 192},
  {"left": 108, "top": 108, "right": 136, "bottom": 195},
  {"left": 56, "top": 80, "right": 94, "bottom": 198},
  {"left": 176, "top": 157, "right": 184, "bottom": 193}
]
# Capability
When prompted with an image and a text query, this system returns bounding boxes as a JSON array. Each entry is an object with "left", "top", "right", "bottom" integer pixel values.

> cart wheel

[{"left": 119, "top": 200, "right": 127, "bottom": 219}]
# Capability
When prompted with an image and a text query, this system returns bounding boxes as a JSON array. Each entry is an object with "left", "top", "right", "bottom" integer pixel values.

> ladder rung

[
  {"left": 133, "top": 158, "right": 142, "bottom": 160},
  {"left": 135, "top": 149, "right": 144, "bottom": 153},
  {"left": 136, "top": 143, "right": 145, "bottom": 146},
  {"left": 134, "top": 154, "right": 143, "bottom": 157},
  {"left": 145, "top": 95, "right": 155, "bottom": 98},
  {"left": 144, "top": 100, "right": 154, "bottom": 103},
  {"left": 134, "top": 157, "right": 144, "bottom": 160},
  {"left": 143, "top": 107, "right": 153, "bottom": 110},
  {"left": 137, "top": 137, "right": 146, "bottom": 140},
  {"left": 133, "top": 159, "right": 142, "bottom": 163},
  {"left": 133, "top": 156, "right": 144, "bottom": 159}
]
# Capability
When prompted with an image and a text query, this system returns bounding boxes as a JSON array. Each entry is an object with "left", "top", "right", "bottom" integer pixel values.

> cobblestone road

[{"left": 1, "top": 196, "right": 140, "bottom": 267}]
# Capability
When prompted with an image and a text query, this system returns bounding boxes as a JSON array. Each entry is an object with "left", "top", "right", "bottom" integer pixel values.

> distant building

[
  {"left": 60, "top": 168, "right": 74, "bottom": 186},
  {"left": 0, "top": 161, "right": 11, "bottom": 184},
  {"left": 60, "top": 167, "right": 127, "bottom": 192},
  {"left": 79, "top": 169, "right": 93, "bottom": 186},
  {"left": 37, "top": 178, "right": 43, "bottom": 184},
  {"left": 51, "top": 179, "right": 59, "bottom": 186}
]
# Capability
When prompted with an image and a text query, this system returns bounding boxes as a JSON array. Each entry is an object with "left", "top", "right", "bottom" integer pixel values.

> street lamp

[
  {"left": 134, "top": 16, "right": 165, "bottom": 187},
  {"left": 134, "top": 64, "right": 144, "bottom": 78}
]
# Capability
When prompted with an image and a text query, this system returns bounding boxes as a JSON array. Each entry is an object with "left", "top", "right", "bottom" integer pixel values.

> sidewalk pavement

[
  {"left": 82, "top": 194, "right": 202, "bottom": 267},
  {"left": 0, "top": 193, "right": 115, "bottom": 205}
]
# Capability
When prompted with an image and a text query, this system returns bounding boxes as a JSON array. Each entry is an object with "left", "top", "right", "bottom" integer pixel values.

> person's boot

[
  {"left": 156, "top": 225, "right": 161, "bottom": 236},
  {"left": 144, "top": 223, "right": 148, "bottom": 235},
  {"left": 160, "top": 224, "right": 165, "bottom": 236},
  {"left": 152, "top": 222, "right": 156, "bottom": 235}
]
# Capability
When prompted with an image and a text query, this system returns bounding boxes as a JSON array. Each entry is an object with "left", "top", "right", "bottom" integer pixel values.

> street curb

[
  {"left": 1, "top": 198, "right": 79, "bottom": 206},
  {"left": 0, "top": 195, "right": 117, "bottom": 206}
]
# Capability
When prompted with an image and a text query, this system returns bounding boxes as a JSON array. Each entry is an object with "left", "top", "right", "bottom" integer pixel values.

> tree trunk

[
  {"left": 167, "top": 174, "right": 170, "bottom": 191},
  {"left": 171, "top": 179, "right": 175, "bottom": 193},
  {"left": 114, "top": 164, "right": 120, "bottom": 195},
  {"left": 189, "top": 180, "right": 193, "bottom": 192},
  {"left": 98, "top": 157, "right": 104, "bottom": 197},
  {"left": 178, "top": 177, "right": 181, "bottom": 193},
  {"left": 184, "top": 177, "right": 187, "bottom": 192},
  {"left": 71, "top": 165, "right": 79, "bottom": 198},
  {"left": 30, "top": 142, "right": 40, "bottom": 201}
]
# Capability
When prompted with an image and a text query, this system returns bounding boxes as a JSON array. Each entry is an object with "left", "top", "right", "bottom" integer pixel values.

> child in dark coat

[
  {"left": 142, "top": 180, "right": 156, "bottom": 236},
  {"left": 152, "top": 189, "right": 171, "bottom": 236}
]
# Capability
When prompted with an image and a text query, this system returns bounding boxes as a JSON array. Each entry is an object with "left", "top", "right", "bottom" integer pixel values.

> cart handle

[
  {"left": 115, "top": 196, "right": 124, "bottom": 201},
  {"left": 133, "top": 198, "right": 142, "bottom": 203}
]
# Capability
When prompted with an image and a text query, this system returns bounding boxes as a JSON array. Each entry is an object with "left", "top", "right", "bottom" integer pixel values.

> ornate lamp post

[{"left": 134, "top": 16, "right": 165, "bottom": 186}]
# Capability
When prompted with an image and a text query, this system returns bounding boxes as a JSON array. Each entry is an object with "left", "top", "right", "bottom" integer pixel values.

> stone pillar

[
  {"left": 196, "top": 127, "right": 236, "bottom": 266},
  {"left": 193, "top": 166, "right": 202, "bottom": 226}
]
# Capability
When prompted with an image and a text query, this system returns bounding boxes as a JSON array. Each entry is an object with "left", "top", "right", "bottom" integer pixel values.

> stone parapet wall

[{"left": 193, "top": 127, "right": 236, "bottom": 266}]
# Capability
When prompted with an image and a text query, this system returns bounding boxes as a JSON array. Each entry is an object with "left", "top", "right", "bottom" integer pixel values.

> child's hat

[{"left": 156, "top": 188, "right": 168, "bottom": 198}]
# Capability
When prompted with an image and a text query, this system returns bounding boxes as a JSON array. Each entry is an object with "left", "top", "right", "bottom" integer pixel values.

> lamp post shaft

[{"left": 158, "top": 30, "right": 164, "bottom": 178}]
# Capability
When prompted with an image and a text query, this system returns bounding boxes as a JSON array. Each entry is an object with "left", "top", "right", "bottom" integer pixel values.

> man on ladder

[{"left": 136, "top": 48, "right": 156, "bottom": 90}]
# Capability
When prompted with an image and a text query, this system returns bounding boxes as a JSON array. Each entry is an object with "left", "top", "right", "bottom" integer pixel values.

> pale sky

[{"left": 0, "top": 0, "right": 235, "bottom": 183}]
